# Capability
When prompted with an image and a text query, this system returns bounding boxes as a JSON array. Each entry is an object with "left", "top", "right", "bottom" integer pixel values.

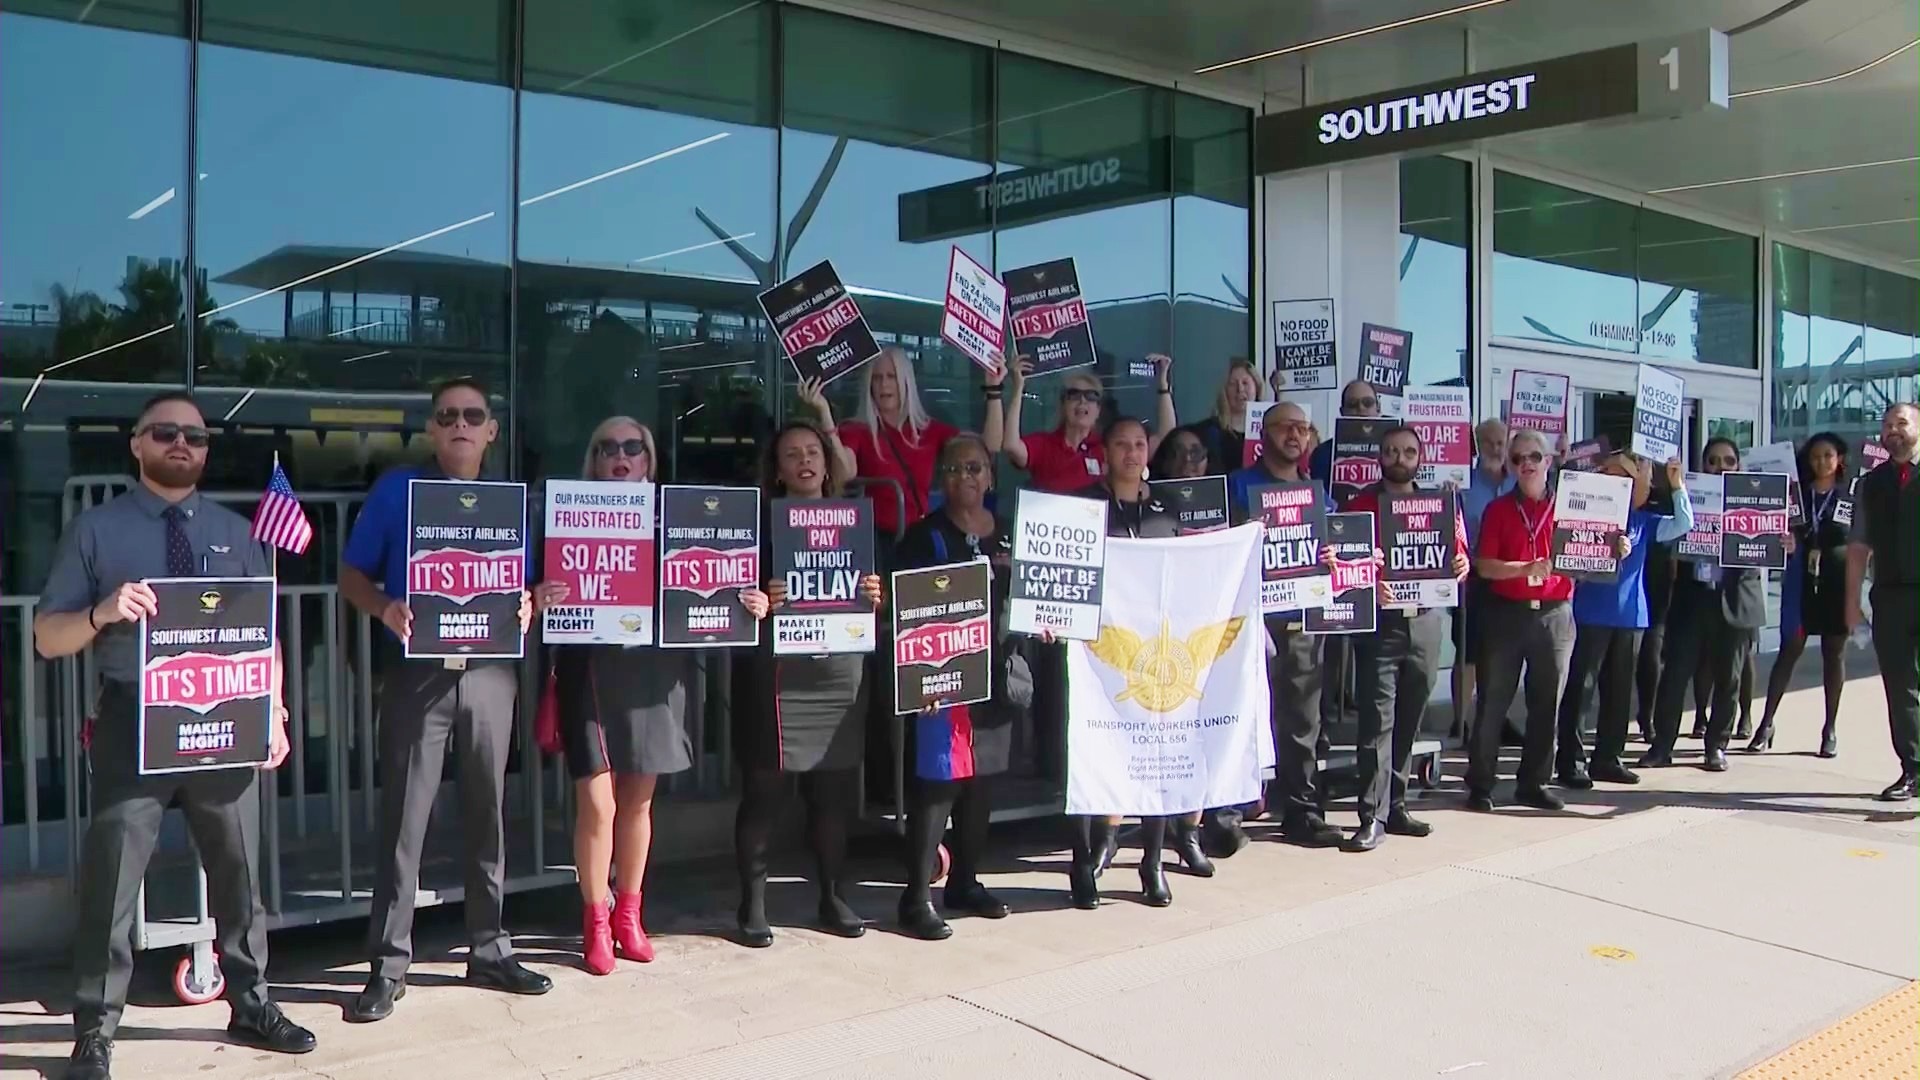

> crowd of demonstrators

[{"left": 37, "top": 356, "right": 1920, "bottom": 1080}]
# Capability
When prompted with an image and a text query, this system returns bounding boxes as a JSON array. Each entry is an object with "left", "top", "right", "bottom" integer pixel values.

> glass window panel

[
  {"left": 519, "top": 0, "right": 775, "bottom": 488},
  {"left": 996, "top": 55, "right": 1172, "bottom": 440},
  {"left": 1635, "top": 207, "right": 1755, "bottom": 368},
  {"left": 1863, "top": 267, "right": 1918, "bottom": 435},
  {"left": 1770, "top": 242, "right": 1812, "bottom": 441},
  {"left": 194, "top": 0, "right": 513, "bottom": 499},
  {"left": 778, "top": 9, "right": 993, "bottom": 440},
  {"left": 1806, "top": 251, "right": 1866, "bottom": 436},
  {"left": 1172, "top": 92, "right": 1253, "bottom": 433},
  {"left": 1492, "top": 172, "right": 1637, "bottom": 355},
  {"left": 1398, "top": 156, "right": 1471, "bottom": 386}
]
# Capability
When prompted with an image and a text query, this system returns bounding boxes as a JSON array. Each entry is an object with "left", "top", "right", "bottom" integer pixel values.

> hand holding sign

[
  {"left": 741, "top": 588, "right": 770, "bottom": 620},
  {"left": 96, "top": 581, "right": 159, "bottom": 626},
  {"left": 381, "top": 598, "right": 412, "bottom": 642},
  {"left": 860, "top": 573, "right": 884, "bottom": 608}
]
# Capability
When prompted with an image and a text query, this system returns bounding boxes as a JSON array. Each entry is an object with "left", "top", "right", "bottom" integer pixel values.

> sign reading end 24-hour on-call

[{"left": 1255, "top": 31, "right": 1727, "bottom": 175}]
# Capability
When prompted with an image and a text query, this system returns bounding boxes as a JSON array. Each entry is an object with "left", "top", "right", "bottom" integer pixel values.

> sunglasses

[
  {"left": 1274, "top": 420, "right": 1312, "bottom": 435},
  {"left": 141, "top": 422, "right": 210, "bottom": 448},
  {"left": 1343, "top": 396, "right": 1379, "bottom": 412},
  {"left": 1510, "top": 451, "right": 1546, "bottom": 466},
  {"left": 595, "top": 438, "right": 649, "bottom": 458},
  {"left": 433, "top": 407, "right": 490, "bottom": 428},
  {"left": 1062, "top": 388, "right": 1101, "bottom": 404},
  {"left": 941, "top": 461, "right": 989, "bottom": 476},
  {"left": 1706, "top": 456, "right": 1738, "bottom": 469}
]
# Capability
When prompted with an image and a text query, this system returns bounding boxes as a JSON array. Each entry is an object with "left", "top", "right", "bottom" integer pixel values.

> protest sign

[
  {"left": 1249, "top": 481, "right": 1331, "bottom": 613},
  {"left": 941, "top": 247, "right": 1007, "bottom": 372},
  {"left": 1004, "top": 258, "right": 1097, "bottom": 376},
  {"left": 1404, "top": 385, "right": 1472, "bottom": 488},
  {"left": 1676, "top": 471, "right": 1723, "bottom": 562},
  {"left": 658, "top": 486, "right": 761, "bottom": 647},
  {"left": 892, "top": 559, "right": 993, "bottom": 714},
  {"left": 1151, "top": 475, "right": 1229, "bottom": 533},
  {"left": 1008, "top": 489, "right": 1108, "bottom": 640},
  {"left": 1551, "top": 470, "right": 1632, "bottom": 581},
  {"left": 1720, "top": 472, "right": 1790, "bottom": 570},
  {"left": 1330, "top": 417, "right": 1388, "bottom": 507},
  {"left": 1507, "top": 370, "right": 1570, "bottom": 437},
  {"left": 1741, "top": 442, "right": 1803, "bottom": 528},
  {"left": 1561, "top": 437, "right": 1611, "bottom": 472},
  {"left": 1631, "top": 364, "right": 1686, "bottom": 463},
  {"left": 139, "top": 577, "right": 276, "bottom": 774},
  {"left": 541, "top": 480, "right": 655, "bottom": 645},
  {"left": 1305, "top": 512, "right": 1377, "bottom": 634},
  {"left": 758, "top": 260, "right": 882, "bottom": 387},
  {"left": 1380, "top": 490, "right": 1460, "bottom": 607},
  {"left": 1837, "top": 439, "right": 1889, "bottom": 526},
  {"left": 1270, "top": 298, "right": 1336, "bottom": 391},
  {"left": 405, "top": 480, "right": 527, "bottom": 659},
  {"left": 770, "top": 498, "right": 877, "bottom": 655},
  {"left": 1356, "top": 323, "right": 1412, "bottom": 415}
]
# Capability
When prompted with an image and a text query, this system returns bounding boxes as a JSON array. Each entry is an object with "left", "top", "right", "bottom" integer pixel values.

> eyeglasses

[
  {"left": 1510, "top": 451, "right": 1546, "bottom": 466},
  {"left": 595, "top": 438, "right": 649, "bottom": 458},
  {"left": 433, "top": 407, "right": 489, "bottom": 428},
  {"left": 1275, "top": 420, "right": 1312, "bottom": 435},
  {"left": 140, "top": 422, "right": 210, "bottom": 448},
  {"left": 1343, "top": 396, "right": 1378, "bottom": 412},
  {"left": 1176, "top": 444, "right": 1208, "bottom": 461},
  {"left": 1706, "top": 456, "right": 1739, "bottom": 469},
  {"left": 941, "top": 461, "right": 989, "bottom": 477},
  {"left": 1062, "top": 388, "right": 1101, "bottom": 404}
]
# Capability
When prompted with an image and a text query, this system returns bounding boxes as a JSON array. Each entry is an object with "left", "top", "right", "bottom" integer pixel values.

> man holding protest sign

[{"left": 35, "top": 391, "right": 312, "bottom": 1079}]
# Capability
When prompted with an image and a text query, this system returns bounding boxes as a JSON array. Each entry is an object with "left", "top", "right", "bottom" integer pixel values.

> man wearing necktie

[{"left": 1846, "top": 403, "right": 1920, "bottom": 801}]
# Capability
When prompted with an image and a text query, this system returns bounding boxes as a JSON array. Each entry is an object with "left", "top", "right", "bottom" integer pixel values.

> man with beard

[
  {"left": 1846, "top": 402, "right": 1920, "bottom": 801},
  {"left": 1638, "top": 438, "right": 1771, "bottom": 773},
  {"left": 340, "top": 377, "right": 542, "bottom": 1022},
  {"left": 1228, "top": 402, "right": 1343, "bottom": 848},
  {"left": 1339, "top": 427, "right": 1469, "bottom": 849},
  {"left": 35, "top": 392, "right": 314, "bottom": 1080}
]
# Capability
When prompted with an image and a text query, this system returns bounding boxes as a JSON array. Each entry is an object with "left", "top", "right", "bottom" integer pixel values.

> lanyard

[
  {"left": 1514, "top": 497, "right": 1550, "bottom": 561},
  {"left": 1806, "top": 485, "right": 1839, "bottom": 527}
]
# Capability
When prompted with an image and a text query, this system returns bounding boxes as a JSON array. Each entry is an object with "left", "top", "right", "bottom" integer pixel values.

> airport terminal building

[{"left": 2, "top": 0, "right": 1914, "bottom": 951}]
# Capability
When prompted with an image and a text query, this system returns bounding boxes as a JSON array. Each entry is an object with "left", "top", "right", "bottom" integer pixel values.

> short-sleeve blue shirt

[{"left": 343, "top": 466, "right": 536, "bottom": 623}]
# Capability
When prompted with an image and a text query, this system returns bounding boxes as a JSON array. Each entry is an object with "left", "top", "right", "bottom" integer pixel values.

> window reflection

[
  {"left": 1173, "top": 94, "right": 1252, "bottom": 415},
  {"left": 1771, "top": 242, "right": 1917, "bottom": 447},
  {"left": 1398, "top": 156, "right": 1471, "bottom": 385}
]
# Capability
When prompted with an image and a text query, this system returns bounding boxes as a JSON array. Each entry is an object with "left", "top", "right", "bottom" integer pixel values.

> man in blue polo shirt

[{"left": 339, "top": 377, "right": 544, "bottom": 1023}]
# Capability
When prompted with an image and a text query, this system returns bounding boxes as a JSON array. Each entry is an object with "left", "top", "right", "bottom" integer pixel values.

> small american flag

[{"left": 252, "top": 461, "right": 314, "bottom": 555}]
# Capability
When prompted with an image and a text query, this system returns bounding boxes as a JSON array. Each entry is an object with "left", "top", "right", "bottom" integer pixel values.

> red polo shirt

[
  {"left": 1022, "top": 428, "right": 1105, "bottom": 493},
  {"left": 839, "top": 418, "right": 958, "bottom": 535},
  {"left": 1475, "top": 489, "right": 1573, "bottom": 603}
]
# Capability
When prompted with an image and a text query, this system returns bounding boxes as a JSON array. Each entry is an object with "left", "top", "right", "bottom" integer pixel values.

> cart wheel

[
  {"left": 1417, "top": 755, "right": 1442, "bottom": 790},
  {"left": 931, "top": 843, "right": 951, "bottom": 884},
  {"left": 172, "top": 952, "right": 224, "bottom": 1005}
]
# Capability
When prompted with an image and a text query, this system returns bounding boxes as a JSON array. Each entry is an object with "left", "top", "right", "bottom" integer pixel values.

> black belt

[{"left": 1492, "top": 594, "right": 1568, "bottom": 613}]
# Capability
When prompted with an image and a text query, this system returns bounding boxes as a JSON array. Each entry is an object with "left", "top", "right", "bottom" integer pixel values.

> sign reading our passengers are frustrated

[
  {"left": 541, "top": 480, "right": 655, "bottom": 645},
  {"left": 1009, "top": 489, "right": 1108, "bottom": 640}
]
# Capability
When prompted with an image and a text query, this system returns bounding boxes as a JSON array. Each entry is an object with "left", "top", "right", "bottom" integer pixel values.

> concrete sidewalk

[{"left": 3, "top": 670, "right": 1915, "bottom": 1080}]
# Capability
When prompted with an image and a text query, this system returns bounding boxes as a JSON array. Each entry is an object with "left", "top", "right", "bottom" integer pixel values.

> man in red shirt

[
  {"left": 1342, "top": 427, "right": 1471, "bottom": 849},
  {"left": 1465, "top": 427, "right": 1575, "bottom": 811}
]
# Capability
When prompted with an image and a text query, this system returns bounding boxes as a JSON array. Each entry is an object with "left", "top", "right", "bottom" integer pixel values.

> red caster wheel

[
  {"left": 172, "top": 951, "right": 224, "bottom": 1005},
  {"left": 930, "top": 843, "right": 951, "bottom": 884}
]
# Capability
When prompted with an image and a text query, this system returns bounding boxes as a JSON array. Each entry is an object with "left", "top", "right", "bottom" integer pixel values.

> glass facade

[
  {"left": 1491, "top": 171, "right": 1758, "bottom": 369},
  {"left": 1771, "top": 242, "right": 1919, "bottom": 449},
  {"left": 0, "top": 1, "right": 1251, "bottom": 829},
  {"left": 1398, "top": 156, "right": 1472, "bottom": 386}
]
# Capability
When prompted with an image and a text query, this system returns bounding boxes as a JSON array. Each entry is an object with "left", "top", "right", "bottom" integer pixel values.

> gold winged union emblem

[{"left": 1087, "top": 616, "right": 1245, "bottom": 713}]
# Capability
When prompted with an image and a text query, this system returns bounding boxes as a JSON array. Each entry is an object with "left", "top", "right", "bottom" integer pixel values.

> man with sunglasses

[
  {"left": 1639, "top": 437, "right": 1771, "bottom": 773},
  {"left": 1845, "top": 402, "right": 1920, "bottom": 801},
  {"left": 36, "top": 391, "right": 315, "bottom": 1080},
  {"left": 1465, "top": 428, "right": 1576, "bottom": 811},
  {"left": 339, "top": 377, "right": 544, "bottom": 1023}
]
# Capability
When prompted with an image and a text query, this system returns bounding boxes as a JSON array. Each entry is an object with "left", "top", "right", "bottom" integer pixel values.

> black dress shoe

[
  {"left": 1688, "top": 720, "right": 1706, "bottom": 739},
  {"left": 1171, "top": 820, "right": 1216, "bottom": 877},
  {"left": 1385, "top": 807, "right": 1432, "bottom": 837},
  {"left": 817, "top": 894, "right": 866, "bottom": 938},
  {"left": 467, "top": 956, "right": 553, "bottom": 996},
  {"left": 1139, "top": 860, "right": 1172, "bottom": 907},
  {"left": 897, "top": 898, "right": 952, "bottom": 941},
  {"left": 1878, "top": 774, "right": 1918, "bottom": 802},
  {"left": 943, "top": 880, "right": 1010, "bottom": 919},
  {"left": 1588, "top": 760, "right": 1641, "bottom": 785},
  {"left": 1341, "top": 822, "right": 1385, "bottom": 852},
  {"left": 1465, "top": 791, "right": 1496, "bottom": 813},
  {"left": 1515, "top": 787, "right": 1566, "bottom": 811},
  {"left": 737, "top": 903, "right": 774, "bottom": 948},
  {"left": 1281, "top": 813, "right": 1343, "bottom": 847},
  {"left": 1068, "top": 863, "right": 1100, "bottom": 910},
  {"left": 1558, "top": 767, "right": 1594, "bottom": 790},
  {"left": 1733, "top": 721, "right": 1753, "bottom": 741},
  {"left": 1635, "top": 749, "right": 1675, "bottom": 769},
  {"left": 346, "top": 975, "right": 405, "bottom": 1023},
  {"left": 1199, "top": 814, "right": 1248, "bottom": 859},
  {"left": 1701, "top": 748, "right": 1729, "bottom": 772},
  {"left": 64, "top": 1033, "right": 111, "bottom": 1080},
  {"left": 228, "top": 1001, "right": 316, "bottom": 1055}
]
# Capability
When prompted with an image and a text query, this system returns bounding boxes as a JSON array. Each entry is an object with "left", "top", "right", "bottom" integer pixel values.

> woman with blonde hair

[
  {"left": 836, "top": 346, "right": 960, "bottom": 539},
  {"left": 1186, "top": 358, "right": 1259, "bottom": 471},
  {"left": 989, "top": 353, "right": 1177, "bottom": 492},
  {"left": 536, "top": 416, "right": 770, "bottom": 974}
]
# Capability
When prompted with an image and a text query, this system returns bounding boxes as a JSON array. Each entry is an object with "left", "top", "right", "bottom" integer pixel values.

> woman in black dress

[
  {"left": 540, "top": 417, "right": 771, "bottom": 974},
  {"left": 1068, "top": 417, "right": 1183, "bottom": 909},
  {"left": 732, "top": 420, "right": 885, "bottom": 947},
  {"left": 1750, "top": 432, "right": 1851, "bottom": 756},
  {"left": 893, "top": 433, "right": 1016, "bottom": 939}
]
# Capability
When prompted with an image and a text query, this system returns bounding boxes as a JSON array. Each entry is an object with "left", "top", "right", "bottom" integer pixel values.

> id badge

[
  {"left": 1084, "top": 457, "right": 1101, "bottom": 476},
  {"left": 1526, "top": 573, "right": 1545, "bottom": 588}
]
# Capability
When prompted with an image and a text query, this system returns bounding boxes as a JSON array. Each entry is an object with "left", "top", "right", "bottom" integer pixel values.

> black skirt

[
  {"left": 731, "top": 650, "right": 869, "bottom": 773},
  {"left": 554, "top": 646, "right": 694, "bottom": 779}
]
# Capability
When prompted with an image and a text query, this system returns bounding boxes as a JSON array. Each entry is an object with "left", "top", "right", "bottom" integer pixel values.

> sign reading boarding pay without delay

[{"left": 1009, "top": 490, "right": 1108, "bottom": 640}]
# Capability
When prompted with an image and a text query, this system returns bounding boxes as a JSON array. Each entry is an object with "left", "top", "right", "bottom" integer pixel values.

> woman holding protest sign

[
  {"left": 538, "top": 417, "right": 771, "bottom": 973},
  {"left": 731, "top": 420, "right": 886, "bottom": 947},
  {"left": 836, "top": 346, "right": 961, "bottom": 539},
  {"left": 1184, "top": 359, "right": 1259, "bottom": 472},
  {"left": 891, "top": 434, "right": 1022, "bottom": 939},
  {"left": 1750, "top": 432, "right": 1852, "bottom": 757},
  {"left": 990, "top": 354, "right": 1177, "bottom": 492}
]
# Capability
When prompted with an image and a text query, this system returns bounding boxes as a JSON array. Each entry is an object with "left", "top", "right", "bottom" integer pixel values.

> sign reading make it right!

[
  {"left": 139, "top": 577, "right": 277, "bottom": 774},
  {"left": 1270, "top": 298, "right": 1336, "bottom": 391},
  {"left": 1631, "top": 364, "right": 1686, "bottom": 463},
  {"left": 758, "top": 259, "right": 882, "bottom": 386},
  {"left": 941, "top": 247, "right": 1007, "bottom": 372},
  {"left": 1009, "top": 489, "right": 1108, "bottom": 640},
  {"left": 1004, "top": 258, "right": 1097, "bottom": 376},
  {"left": 1720, "top": 472, "right": 1790, "bottom": 570},
  {"left": 406, "top": 479, "right": 528, "bottom": 659}
]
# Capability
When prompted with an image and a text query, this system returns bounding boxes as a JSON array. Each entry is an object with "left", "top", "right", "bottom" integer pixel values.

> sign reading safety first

[
  {"left": 139, "top": 577, "right": 276, "bottom": 774},
  {"left": 406, "top": 479, "right": 527, "bottom": 659},
  {"left": 542, "top": 480, "right": 655, "bottom": 645}
]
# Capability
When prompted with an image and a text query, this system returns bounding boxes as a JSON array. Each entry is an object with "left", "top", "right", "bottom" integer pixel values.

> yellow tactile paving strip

[{"left": 1738, "top": 980, "right": 1920, "bottom": 1079}]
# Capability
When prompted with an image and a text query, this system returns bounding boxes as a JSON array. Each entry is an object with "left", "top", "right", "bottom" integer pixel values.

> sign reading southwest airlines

[{"left": 1255, "top": 33, "right": 1726, "bottom": 174}]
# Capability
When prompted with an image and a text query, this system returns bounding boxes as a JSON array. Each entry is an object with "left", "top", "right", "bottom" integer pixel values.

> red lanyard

[{"left": 1514, "top": 498, "right": 1550, "bottom": 561}]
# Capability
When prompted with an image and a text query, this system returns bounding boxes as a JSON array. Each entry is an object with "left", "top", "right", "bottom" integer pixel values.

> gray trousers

[
  {"left": 366, "top": 661, "right": 518, "bottom": 979},
  {"left": 1353, "top": 608, "right": 1443, "bottom": 824},
  {"left": 75, "top": 684, "right": 270, "bottom": 1037},
  {"left": 1269, "top": 618, "right": 1326, "bottom": 823},
  {"left": 1467, "top": 598, "right": 1574, "bottom": 795},
  {"left": 1873, "top": 585, "right": 1920, "bottom": 773}
]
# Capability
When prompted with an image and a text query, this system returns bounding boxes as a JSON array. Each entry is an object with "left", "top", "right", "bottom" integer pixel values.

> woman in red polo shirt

[
  {"left": 836, "top": 347, "right": 959, "bottom": 540},
  {"left": 1463, "top": 427, "right": 1576, "bottom": 813},
  {"left": 989, "top": 354, "right": 1178, "bottom": 492}
]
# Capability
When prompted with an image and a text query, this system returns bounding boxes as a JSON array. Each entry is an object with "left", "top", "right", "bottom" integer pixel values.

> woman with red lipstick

[
  {"left": 730, "top": 419, "right": 886, "bottom": 947},
  {"left": 836, "top": 347, "right": 959, "bottom": 540},
  {"left": 540, "top": 417, "right": 770, "bottom": 974}
]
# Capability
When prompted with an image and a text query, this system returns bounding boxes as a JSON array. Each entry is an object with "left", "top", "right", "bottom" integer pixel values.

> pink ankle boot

[
  {"left": 612, "top": 891, "right": 653, "bottom": 962},
  {"left": 582, "top": 901, "right": 616, "bottom": 975}
]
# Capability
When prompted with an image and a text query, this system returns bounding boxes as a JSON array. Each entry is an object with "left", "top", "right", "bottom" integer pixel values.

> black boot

[
  {"left": 899, "top": 783, "right": 953, "bottom": 940},
  {"left": 736, "top": 871, "right": 773, "bottom": 949},
  {"left": 1068, "top": 817, "right": 1103, "bottom": 909},
  {"left": 1170, "top": 817, "right": 1215, "bottom": 877},
  {"left": 1138, "top": 817, "right": 1172, "bottom": 907},
  {"left": 1092, "top": 818, "right": 1120, "bottom": 880},
  {"left": 735, "top": 780, "right": 776, "bottom": 948}
]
